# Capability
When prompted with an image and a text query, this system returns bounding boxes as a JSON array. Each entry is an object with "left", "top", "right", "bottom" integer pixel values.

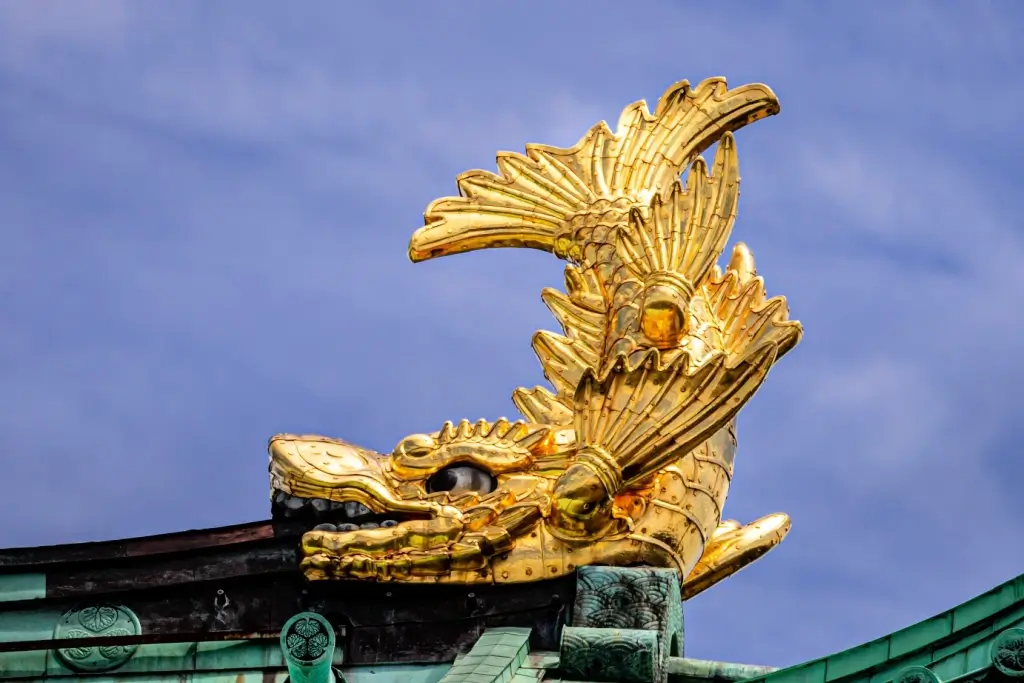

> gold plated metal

[{"left": 270, "top": 77, "right": 803, "bottom": 596}]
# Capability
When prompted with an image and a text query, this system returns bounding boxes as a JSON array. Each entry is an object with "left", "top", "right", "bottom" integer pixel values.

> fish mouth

[
  {"left": 271, "top": 489, "right": 433, "bottom": 531},
  {"left": 268, "top": 434, "right": 457, "bottom": 533}
]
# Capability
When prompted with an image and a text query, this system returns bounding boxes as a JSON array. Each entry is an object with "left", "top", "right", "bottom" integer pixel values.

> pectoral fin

[{"left": 682, "top": 512, "right": 791, "bottom": 600}]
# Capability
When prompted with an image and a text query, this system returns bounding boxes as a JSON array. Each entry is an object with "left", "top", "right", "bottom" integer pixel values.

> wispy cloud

[{"left": 0, "top": 0, "right": 1021, "bottom": 668}]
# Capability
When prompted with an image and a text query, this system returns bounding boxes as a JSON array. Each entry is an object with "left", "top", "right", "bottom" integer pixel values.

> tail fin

[{"left": 408, "top": 78, "right": 779, "bottom": 262}]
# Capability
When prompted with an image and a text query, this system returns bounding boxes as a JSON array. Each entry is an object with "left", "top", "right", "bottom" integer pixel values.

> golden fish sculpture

[{"left": 269, "top": 77, "right": 803, "bottom": 598}]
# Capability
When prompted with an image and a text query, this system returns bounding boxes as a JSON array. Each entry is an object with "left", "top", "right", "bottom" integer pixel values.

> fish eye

[{"left": 427, "top": 465, "right": 496, "bottom": 495}]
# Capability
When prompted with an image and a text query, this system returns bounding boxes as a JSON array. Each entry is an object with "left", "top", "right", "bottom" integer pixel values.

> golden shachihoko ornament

[{"left": 268, "top": 77, "right": 803, "bottom": 598}]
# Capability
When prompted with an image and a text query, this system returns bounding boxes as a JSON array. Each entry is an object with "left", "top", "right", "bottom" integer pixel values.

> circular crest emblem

[
  {"left": 993, "top": 628, "right": 1024, "bottom": 678},
  {"left": 52, "top": 603, "right": 141, "bottom": 673},
  {"left": 280, "top": 611, "right": 335, "bottom": 666},
  {"left": 893, "top": 666, "right": 940, "bottom": 683}
]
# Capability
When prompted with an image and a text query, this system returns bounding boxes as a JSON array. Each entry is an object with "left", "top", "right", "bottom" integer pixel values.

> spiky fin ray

[
  {"left": 617, "top": 133, "right": 739, "bottom": 286},
  {"left": 512, "top": 386, "right": 574, "bottom": 425},
  {"left": 704, "top": 243, "right": 803, "bottom": 360},
  {"left": 432, "top": 417, "right": 550, "bottom": 451},
  {"left": 574, "top": 345, "right": 782, "bottom": 489},
  {"left": 540, "top": 289, "right": 603, "bottom": 363},
  {"left": 532, "top": 331, "right": 588, "bottom": 399}
]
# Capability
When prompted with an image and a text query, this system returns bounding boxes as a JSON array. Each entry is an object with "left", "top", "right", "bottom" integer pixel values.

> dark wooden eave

[
  {"left": 0, "top": 519, "right": 292, "bottom": 570},
  {"left": 0, "top": 520, "right": 574, "bottom": 664}
]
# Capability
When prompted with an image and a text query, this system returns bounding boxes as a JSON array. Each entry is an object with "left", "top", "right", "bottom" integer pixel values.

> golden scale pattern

[{"left": 268, "top": 77, "right": 802, "bottom": 596}]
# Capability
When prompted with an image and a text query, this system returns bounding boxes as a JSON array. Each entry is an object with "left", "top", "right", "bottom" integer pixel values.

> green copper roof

[
  {"left": 745, "top": 573, "right": 1024, "bottom": 683},
  {"left": 0, "top": 568, "right": 1022, "bottom": 682}
]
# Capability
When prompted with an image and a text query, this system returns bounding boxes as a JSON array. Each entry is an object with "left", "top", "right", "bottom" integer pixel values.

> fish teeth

[
  {"left": 272, "top": 491, "right": 410, "bottom": 534},
  {"left": 344, "top": 502, "right": 372, "bottom": 519}
]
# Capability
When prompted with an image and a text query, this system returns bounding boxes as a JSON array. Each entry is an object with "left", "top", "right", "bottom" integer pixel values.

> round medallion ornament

[
  {"left": 52, "top": 604, "right": 141, "bottom": 673},
  {"left": 893, "top": 666, "right": 941, "bottom": 683},
  {"left": 992, "top": 628, "right": 1024, "bottom": 677},
  {"left": 281, "top": 612, "right": 334, "bottom": 665}
]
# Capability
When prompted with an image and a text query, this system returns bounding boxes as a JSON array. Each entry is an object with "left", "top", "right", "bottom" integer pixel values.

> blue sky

[{"left": 1, "top": 0, "right": 1022, "bottom": 668}]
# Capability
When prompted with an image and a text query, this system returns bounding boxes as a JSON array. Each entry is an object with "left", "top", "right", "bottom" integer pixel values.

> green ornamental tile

[
  {"left": 824, "top": 638, "right": 891, "bottom": 681},
  {"left": 436, "top": 628, "right": 532, "bottom": 683},
  {"left": 889, "top": 615, "right": 954, "bottom": 660},
  {"left": 953, "top": 584, "right": 1018, "bottom": 632}
]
